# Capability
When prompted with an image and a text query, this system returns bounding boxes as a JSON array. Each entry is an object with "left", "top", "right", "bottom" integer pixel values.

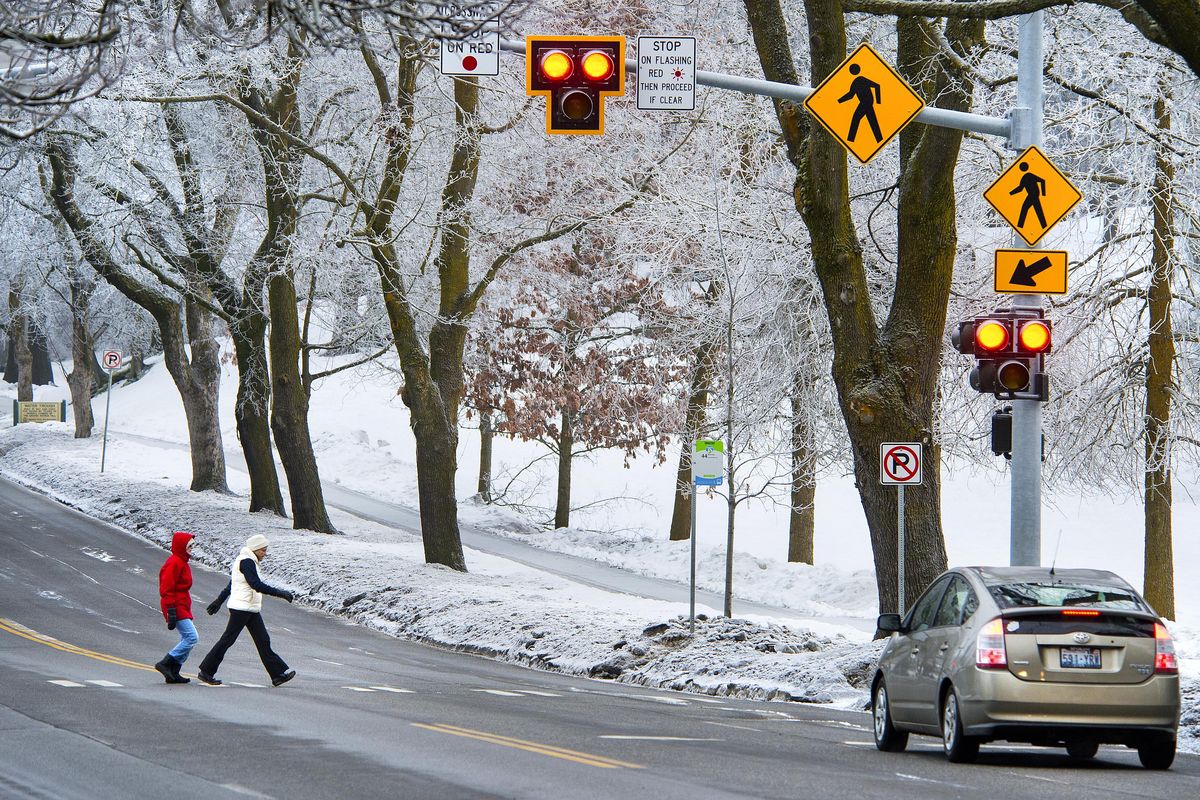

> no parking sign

[{"left": 880, "top": 443, "right": 922, "bottom": 486}]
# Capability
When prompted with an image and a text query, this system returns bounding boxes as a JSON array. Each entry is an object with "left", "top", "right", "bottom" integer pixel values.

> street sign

[
  {"left": 438, "top": 3, "right": 500, "bottom": 76},
  {"left": 803, "top": 43, "right": 925, "bottom": 164},
  {"left": 994, "top": 249, "right": 1068, "bottom": 295},
  {"left": 13, "top": 400, "right": 66, "bottom": 425},
  {"left": 102, "top": 350, "right": 121, "bottom": 369},
  {"left": 880, "top": 443, "right": 922, "bottom": 486},
  {"left": 636, "top": 36, "right": 696, "bottom": 111},
  {"left": 692, "top": 439, "right": 724, "bottom": 486},
  {"left": 984, "top": 145, "right": 1082, "bottom": 246}
]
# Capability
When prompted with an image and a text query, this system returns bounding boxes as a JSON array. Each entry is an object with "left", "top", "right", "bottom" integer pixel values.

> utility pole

[{"left": 1009, "top": 13, "right": 1045, "bottom": 567}]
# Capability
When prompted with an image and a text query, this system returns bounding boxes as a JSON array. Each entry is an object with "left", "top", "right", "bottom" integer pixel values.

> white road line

[
  {"left": 228, "top": 682, "right": 266, "bottom": 688},
  {"left": 631, "top": 695, "right": 689, "bottom": 706},
  {"left": 369, "top": 686, "right": 415, "bottom": 693},
  {"left": 515, "top": 690, "right": 561, "bottom": 697},
  {"left": 85, "top": 679, "right": 123, "bottom": 687},
  {"left": 472, "top": 689, "right": 524, "bottom": 697},
  {"left": 313, "top": 658, "right": 345, "bottom": 666},
  {"left": 703, "top": 721, "right": 762, "bottom": 732},
  {"left": 599, "top": 736, "right": 723, "bottom": 742},
  {"left": 344, "top": 687, "right": 376, "bottom": 692},
  {"left": 690, "top": 697, "right": 726, "bottom": 704},
  {"left": 896, "top": 772, "right": 970, "bottom": 789},
  {"left": 48, "top": 679, "right": 85, "bottom": 687}
]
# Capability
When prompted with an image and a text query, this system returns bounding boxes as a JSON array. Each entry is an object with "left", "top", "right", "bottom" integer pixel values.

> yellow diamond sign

[
  {"left": 804, "top": 43, "right": 925, "bottom": 164},
  {"left": 984, "top": 146, "right": 1082, "bottom": 246}
]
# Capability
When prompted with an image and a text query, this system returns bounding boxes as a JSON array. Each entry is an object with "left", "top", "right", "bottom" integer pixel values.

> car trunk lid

[{"left": 1001, "top": 608, "right": 1159, "bottom": 684}]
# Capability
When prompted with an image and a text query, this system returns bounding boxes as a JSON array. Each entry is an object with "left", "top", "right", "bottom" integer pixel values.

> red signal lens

[
  {"left": 581, "top": 50, "right": 614, "bottom": 81},
  {"left": 975, "top": 320, "right": 1009, "bottom": 352},
  {"left": 1061, "top": 609, "right": 1101, "bottom": 616},
  {"left": 540, "top": 50, "right": 572, "bottom": 81},
  {"left": 1019, "top": 321, "right": 1051, "bottom": 353}
]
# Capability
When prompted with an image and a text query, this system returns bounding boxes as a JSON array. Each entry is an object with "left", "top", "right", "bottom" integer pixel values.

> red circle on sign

[
  {"left": 883, "top": 445, "right": 919, "bottom": 482},
  {"left": 462, "top": 56, "right": 478, "bottom": 71}
]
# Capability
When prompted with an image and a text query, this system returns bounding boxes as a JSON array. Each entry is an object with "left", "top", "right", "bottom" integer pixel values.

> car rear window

[{"left": 986, "top": 580, "right": 1149, "bottom": 612}]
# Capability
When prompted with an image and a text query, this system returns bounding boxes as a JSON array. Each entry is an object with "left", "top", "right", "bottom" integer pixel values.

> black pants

[{"left": 199, "top": 610, "right": 289, "bottom": 679}]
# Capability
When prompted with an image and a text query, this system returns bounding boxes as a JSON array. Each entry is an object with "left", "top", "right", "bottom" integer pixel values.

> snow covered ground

[{"left": 1, "top": 351, "right": 1196, "bottom": 751}]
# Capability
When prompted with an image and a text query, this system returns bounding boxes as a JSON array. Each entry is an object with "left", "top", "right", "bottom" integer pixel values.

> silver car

[{"left": 871, "top": 567, "right": 1180, "bottom": 768}]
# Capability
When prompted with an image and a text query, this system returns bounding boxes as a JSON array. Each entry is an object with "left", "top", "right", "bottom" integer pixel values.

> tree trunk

[
  {"left": 3, "top": 329, "right": 16, "bottom": 384},
  {"left": 66, "top": 274, "right": 96, "bottom": 437},
  {"left": 30, "top": 323, "right": 53, "bottom": 385},
  {"left": 9, "top": 292, "right": 33, "bottom": 402},
  {"left": 1143, "top": 86, "right": 1175, "bottom": 620},
  {"left": 477, "top": 410, "right": 493, "bottom": 502},
  {"left": 181, "top": 298, "right": 228, "bottom": 493},
  {"left": 409, "top": 383, "right": 467, "bottom": 569},
  {"left": 788, "top": 373, "right": 816, "bottom": 564},
  {"left": 231, "top": 315, "right": 285, "bottom": 515},
  {"left": 743, "top": 0, "right": 977, "bottom": 613},
  {"left": 554, "top": 406, "right": 573, "bottom": 529},
  {"left": 668, "top": 336, "right": 717, "bottom": 541}
]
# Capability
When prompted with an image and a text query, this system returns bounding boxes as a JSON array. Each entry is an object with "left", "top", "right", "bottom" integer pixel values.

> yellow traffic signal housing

[{"left": 526, "top": 36, "right": 625, "bottom": 135}]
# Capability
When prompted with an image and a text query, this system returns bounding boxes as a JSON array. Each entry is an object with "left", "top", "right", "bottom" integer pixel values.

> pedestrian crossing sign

[
  {"left": 803, "top": 42, "right": 925, "bottom": 165},
  {"left": 984, "top": 146, "right": 1082, "bottom": 246}
]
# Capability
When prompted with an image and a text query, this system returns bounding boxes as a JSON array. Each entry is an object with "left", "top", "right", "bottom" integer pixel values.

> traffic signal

[
  {"left": 526, "top": 36, "right": 625, "bottom": 135},
  {"left": 951, "top": 310, "right": 1051, "bottom": 401}
]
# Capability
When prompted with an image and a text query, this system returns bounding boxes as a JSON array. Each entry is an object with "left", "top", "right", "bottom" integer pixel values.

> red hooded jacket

[{"left": 159, "top": 532, "right": 194, "bottom": 622}]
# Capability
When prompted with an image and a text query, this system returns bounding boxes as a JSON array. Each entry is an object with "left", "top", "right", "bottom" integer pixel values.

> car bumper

[{"left": 960, "top": 669, "right": 1179, "bottom": 741}]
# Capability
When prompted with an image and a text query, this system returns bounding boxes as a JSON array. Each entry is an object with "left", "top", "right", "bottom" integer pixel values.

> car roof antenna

[{"left": 1049, "top": 528, "right": 1064, "bottom": 578}]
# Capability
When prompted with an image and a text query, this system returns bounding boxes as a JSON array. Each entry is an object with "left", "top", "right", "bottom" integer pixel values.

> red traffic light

[
  {"left": 974, "top": 320, "right": 1009, "bottom": 353},
  {"left": 540, "top": 50, "right": 572, "bottom": 81},
  {"left": 1018, "top": 320, "right": 1051, "bottom": 353},
  {"left": 526, "top": 36, "right": 626, "bottom": 135},
  {"left": 581, "top": 50, "right": 615, "bottom": 81}
]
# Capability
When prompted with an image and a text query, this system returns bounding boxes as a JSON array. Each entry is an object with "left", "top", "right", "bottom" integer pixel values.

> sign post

[
  {"left": 880, "top": 443, "right": 923, "bottom": 615},
  {"left": 100, "top": 350, "right": 120, "bottom": 473},
  {"left": 690, "top": 439, "right": 724, "bottom": 632}
]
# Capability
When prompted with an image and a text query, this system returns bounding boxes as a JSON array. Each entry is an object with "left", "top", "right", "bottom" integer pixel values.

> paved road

[
  {"left": 112, "top": 430, "right": 873, "bottom": 632},
  {"left": 2, "top": 477, "right": 1198, "bottom": 799}
]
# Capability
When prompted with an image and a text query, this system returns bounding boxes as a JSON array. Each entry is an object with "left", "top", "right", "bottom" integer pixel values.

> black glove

[
  {"left": 206, "top": 600, "right": 221, "bottom": 615},
  {"left": 166, "top": 607, "right": 178, "bottom": 630},
  {"left": 279, "top": 590, "right": 294, "bottom": 603}
]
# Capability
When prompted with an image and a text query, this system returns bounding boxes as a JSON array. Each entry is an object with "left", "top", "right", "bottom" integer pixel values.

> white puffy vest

[{"left": 228, "top": 547, "right": 263, "bottom": 612}]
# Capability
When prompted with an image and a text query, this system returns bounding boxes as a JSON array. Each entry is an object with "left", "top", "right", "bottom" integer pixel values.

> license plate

[{"left": 1060, "top": 647, "right": 1102, "bottom": 669}]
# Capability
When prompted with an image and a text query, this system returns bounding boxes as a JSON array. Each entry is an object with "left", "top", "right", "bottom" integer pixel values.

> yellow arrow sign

[
  {"left": 804, "top": 43, "right": 925, "bottom": 164},
  {"left": 994, "top": 249, "right": 1068, "bottom": 295},
  {"left": 984, "top": 146, "right": 1082, "bottom": 246}
]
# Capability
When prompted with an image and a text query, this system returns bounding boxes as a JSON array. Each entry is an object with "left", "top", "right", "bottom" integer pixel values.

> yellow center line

[
  {"left": 0, "top": 617, "right": 156, "bottom": 673},
  {"left": 412, "top": 722, "right": 644, "bottom": 770}
]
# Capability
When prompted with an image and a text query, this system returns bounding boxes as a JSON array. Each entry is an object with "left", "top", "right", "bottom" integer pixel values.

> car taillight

[
  {"left": 976, "top": 618, "right": 1007, "bottom": 669},
  {"left": 1061, "top": 609, "right": 1100, "bottom": 616},
  {"left": 1154, "top": 622, "right": 1178, "bottom": 675}
]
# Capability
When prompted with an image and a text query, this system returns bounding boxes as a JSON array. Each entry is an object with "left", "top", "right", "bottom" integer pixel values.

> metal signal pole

[{"left": 1009, "top": 13, "right": 1045, "bottom": 567}]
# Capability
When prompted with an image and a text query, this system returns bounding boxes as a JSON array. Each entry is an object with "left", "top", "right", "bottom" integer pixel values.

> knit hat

[{"left": 245, "top": 534, "right": 270, "bottom": 551}]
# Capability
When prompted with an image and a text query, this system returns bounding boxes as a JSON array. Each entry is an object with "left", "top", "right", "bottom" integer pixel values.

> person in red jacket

[{"left": 156, "top": 531, "right": 198, "bottom": 684}]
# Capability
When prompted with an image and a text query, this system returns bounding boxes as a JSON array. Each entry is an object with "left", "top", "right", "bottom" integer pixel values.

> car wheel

[
  {"left": 1065, "top": 740, "right": 1098, "bottom": 759},
  {"left": 1137, "top": 738, "right": 1175, "bottom": 770},
  {"left": 940, "top": 687, "right": 980, "bottom": 764},
  {"left": 872, "top": 679, "right": 908, "bottom": 752}
]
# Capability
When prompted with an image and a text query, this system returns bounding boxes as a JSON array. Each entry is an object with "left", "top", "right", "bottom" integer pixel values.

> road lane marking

[
  {"left": 412, "top": 723, "right": 644, "bottom": 769},
  {"left": 313, "top": 658, "right": 345, "bottom": 666},
  {"left": 703, "top": 721, "right": 762, "bottom": 732},
  {"left": 599, "top": 736, "right": 721, "bottom": 742},
  {"left": 228, "top": 682, "right": 267, "bottom": 688},
  {"left": 48, "top": 679, "right": 85, "bottom": 687},
  {"left": 85, "top": 679, "right": 123, "bottom": 687},
  {"left": 369, "top": 686, "right": 414, "bottom": 693},
  {"left": 896, "top": 772, "right": 970, "bottom": 790},
  {"left": 344, "top": 686, "right": 376, "bottom": 692},
  {"left": 515, "top": 690, "right": 562, "bottom": 697},
  {"left": 471, "top": 689, "right": 524, "bottom": 697},
  {"left": 0, "top": 617, "right": 154, "bottom": 672}
]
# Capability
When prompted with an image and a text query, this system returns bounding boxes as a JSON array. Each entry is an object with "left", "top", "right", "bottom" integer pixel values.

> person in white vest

[{"left": 196, "top": 534, "right": 296, "bottom": 687}]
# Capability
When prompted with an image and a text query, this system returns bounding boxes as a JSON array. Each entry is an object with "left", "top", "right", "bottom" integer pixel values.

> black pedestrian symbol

[
  {"left": 837, "top": 64, "right": 882, "bottom": 143},
  {"left": 1010, "top": 162, "right": 1047, "bottom": 229}
]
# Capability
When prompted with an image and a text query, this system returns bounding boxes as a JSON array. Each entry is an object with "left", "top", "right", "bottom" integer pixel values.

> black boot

[
  {"left": 169, "top": 657, "right": 191, "bottom": 684},
  {"left": 155, "top": 655, "right": 189, "bottom": 684}
]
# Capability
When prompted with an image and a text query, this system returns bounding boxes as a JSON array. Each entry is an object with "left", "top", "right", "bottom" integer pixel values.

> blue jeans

[{"left": 168, "top": 618, "right": 198, "bottom": 663}]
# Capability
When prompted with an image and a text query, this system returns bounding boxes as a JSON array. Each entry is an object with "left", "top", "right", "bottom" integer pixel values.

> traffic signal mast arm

[{"left": 499, "top": 37, "right": 1010, "bottom": 138}]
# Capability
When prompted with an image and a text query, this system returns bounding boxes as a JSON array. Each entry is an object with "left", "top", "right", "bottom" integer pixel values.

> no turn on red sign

[{"left": 880, "top": 443, "right": 922, "bottom": 486}]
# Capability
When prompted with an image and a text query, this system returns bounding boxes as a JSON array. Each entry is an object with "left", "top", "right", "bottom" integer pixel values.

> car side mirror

[{"left": 877, "top": 613, "right": 903, "bottom": 633}]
